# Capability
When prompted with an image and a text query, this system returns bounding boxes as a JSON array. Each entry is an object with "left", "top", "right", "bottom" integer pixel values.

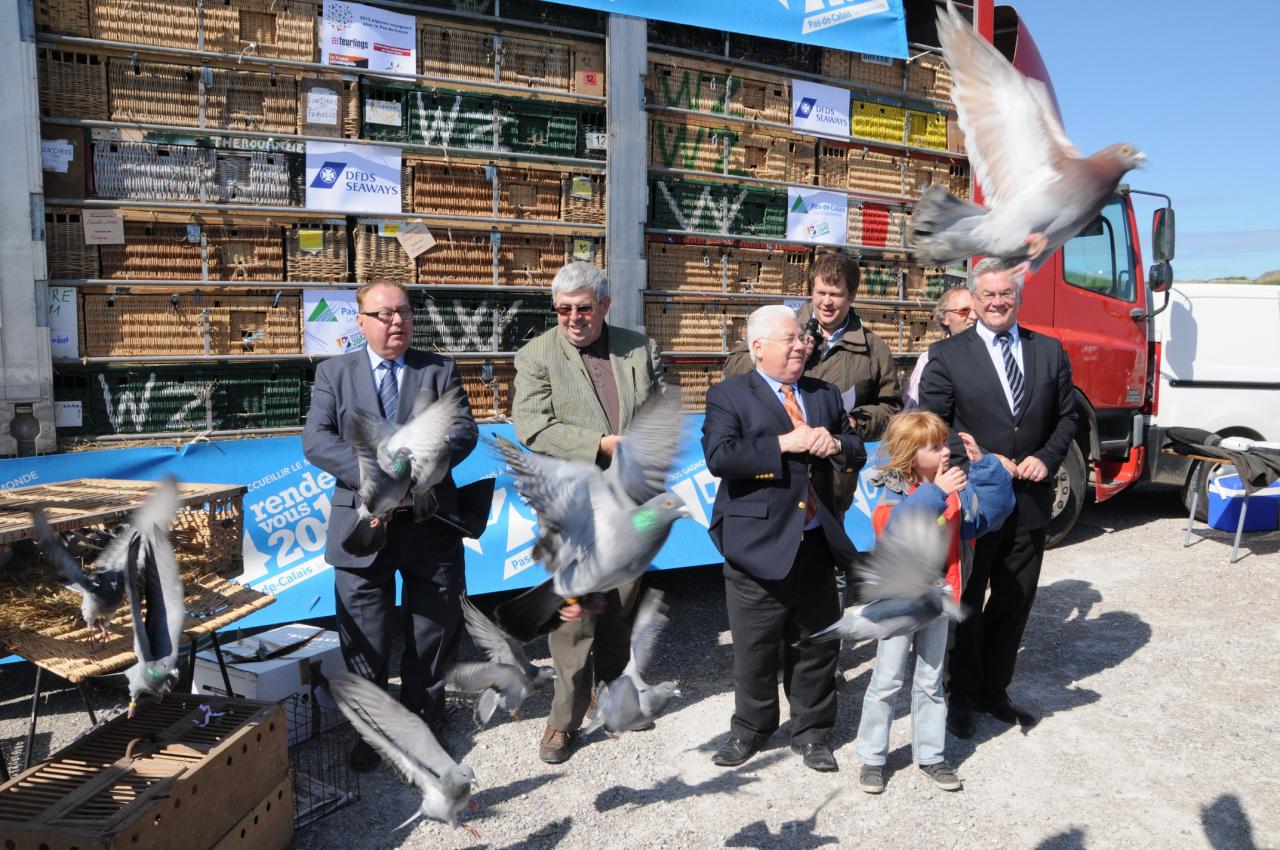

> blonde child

[{"left": 854, "top": 410, "right": 1014, "bottom": 794}]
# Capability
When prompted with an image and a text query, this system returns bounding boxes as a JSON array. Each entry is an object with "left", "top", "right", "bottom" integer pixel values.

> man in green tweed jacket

[{"left": 513, "top": 261, "right": 666, "bottom": 764}]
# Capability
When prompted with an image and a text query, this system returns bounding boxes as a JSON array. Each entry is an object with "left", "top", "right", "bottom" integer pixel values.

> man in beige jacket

[{"left": 512, "top": 261, "right": 666, "bottom": 764}]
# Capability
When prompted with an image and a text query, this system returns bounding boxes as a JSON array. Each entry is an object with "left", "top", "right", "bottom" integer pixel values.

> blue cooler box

[{"left": 1206, "top": 467, "right": 1280, "bottom": 533}]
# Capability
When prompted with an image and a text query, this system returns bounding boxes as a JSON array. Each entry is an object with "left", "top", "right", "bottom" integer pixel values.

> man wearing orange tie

[{"left": 701, "top": 305, "right": 866, "bottom": 772}]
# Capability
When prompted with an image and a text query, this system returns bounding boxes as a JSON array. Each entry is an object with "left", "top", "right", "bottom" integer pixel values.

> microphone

[{"left": 803, "top": 316, "right": 823, "bottom": 368}]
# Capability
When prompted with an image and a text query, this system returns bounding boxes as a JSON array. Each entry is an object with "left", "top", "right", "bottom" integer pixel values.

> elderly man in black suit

[
  {"left": 303, "top": 279, "right": 478, "bottom": 770},
  {"left": 702, "top": 304, "right": 866, "bottom": 772},
  {"left": 919, "top": 258, "right": 1078, "bottom": 737}
]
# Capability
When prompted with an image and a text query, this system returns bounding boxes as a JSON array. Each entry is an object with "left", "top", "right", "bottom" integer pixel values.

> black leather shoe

[
  {"left": 791, "top": 742, "right": 839, "bottom": 772},
  {"left": 712, "top": 735, "right": 760, "bottom": 767},
  {"left": 981, "top": 695, "right": 1038, "bottom": 729},
  {"left": 349, "top": 739, "right": 381, "bottom": 772},
  {"left": 946, "top": 706, "right": 975, "bottom": 739}
]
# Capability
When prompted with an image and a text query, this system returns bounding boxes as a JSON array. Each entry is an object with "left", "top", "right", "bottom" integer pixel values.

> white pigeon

[
  {"left": 326, "top": 671, "right": 480, "bottom": 837},
  {"left": 344, "top": 390, "right": 464, "bottom": 556},
  {"left": 121, "top": 477, "right": 184, "bottom": 716},
  {"left": 585, "top": 589, "right": 680, "bottom": 738},
  {"left": 907, "top": 1, "right": 1146, "bottom": 271},
  {"left": 796, "top": 507, "right": 963, "bottom": 647},
  {"left": 447, "top": 595, "right": 554, "bottom": 728}
]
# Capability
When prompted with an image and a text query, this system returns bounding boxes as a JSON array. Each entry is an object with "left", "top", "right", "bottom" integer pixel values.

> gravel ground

[{"left": 3, "top": 483, "right": 1278, "bottom": 849}]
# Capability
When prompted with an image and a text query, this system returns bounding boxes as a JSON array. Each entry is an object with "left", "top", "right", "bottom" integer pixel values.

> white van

[{"left": 1143, "top": 282, "right": 1280, "bottom": 513}]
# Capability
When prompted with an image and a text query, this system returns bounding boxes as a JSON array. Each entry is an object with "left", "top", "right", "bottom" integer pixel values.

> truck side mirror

[
  {"left": 1152, "top": 207, "right": 1175, "bottom": 263},
  {"left": 1148, "top": 260, "right": 1173, "bottom": 293}
]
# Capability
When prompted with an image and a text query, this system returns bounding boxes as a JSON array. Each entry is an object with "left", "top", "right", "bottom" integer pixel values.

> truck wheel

[
  {"left": 1181, "top": 460, "right": 1219, "bottom": 523},
  {"left": 1046, "top": 441, "right": 1086, "bottom": 548}
]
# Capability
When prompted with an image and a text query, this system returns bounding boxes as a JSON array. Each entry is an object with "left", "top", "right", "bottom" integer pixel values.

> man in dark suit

[
  {"left": 919, "top": 258, "right": 1077, "bottom": 737},
  {"left": 702, "top": 305, "right": 866, "bottom": 772},
  {"left": 303, "top": 280, "right": 478, "bottom": 770}
]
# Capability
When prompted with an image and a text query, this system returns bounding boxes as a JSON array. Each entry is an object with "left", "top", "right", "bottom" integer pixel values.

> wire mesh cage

[{"left": 285, "top": 691, "right": 360, "bottom": 829}]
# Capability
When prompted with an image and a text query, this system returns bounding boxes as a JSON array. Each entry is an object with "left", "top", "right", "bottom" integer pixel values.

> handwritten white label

[
  {"left": 306, "top": 89, "right": 339, "bottom": 125},
  {"left": 41, "top": 139, "right": 74, "bottom": 173}
]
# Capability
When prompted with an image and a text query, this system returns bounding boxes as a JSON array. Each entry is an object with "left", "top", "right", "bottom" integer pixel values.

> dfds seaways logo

[
  {"left": 310, "top": 161, "right": 347, "bottom": 188},
  {"left": 795, "top": 97, "right": 817, "bottom": 119}
]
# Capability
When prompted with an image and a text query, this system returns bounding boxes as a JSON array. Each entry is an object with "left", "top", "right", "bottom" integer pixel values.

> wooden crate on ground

[
  {"left": 665, "top": 359, "right": 724, "bottom": 412},
  {"left": 458, "top": 360, "right": 516, "bottom": 419},
  {"left": 80, "top": 292, "right": 302, "bottom": 357},
  {"left": 0, "top": 695, "right": 287, "bottom": 850},
  {"left": 38, "top": 49, "right": 108, "bottom": 119}
]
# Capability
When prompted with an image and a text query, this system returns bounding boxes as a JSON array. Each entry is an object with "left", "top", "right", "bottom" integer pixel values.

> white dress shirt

[{"left": 974, "top": 322, "right": 1024, "bottom": 416}]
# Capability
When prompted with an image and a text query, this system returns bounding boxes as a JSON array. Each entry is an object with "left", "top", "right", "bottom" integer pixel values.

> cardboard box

[
  {"left": 1207, "top": 468, "right": 1280, "bottom": 533},
  {"left": 192, "top": 623, "right": 343, "bottom": 744}
]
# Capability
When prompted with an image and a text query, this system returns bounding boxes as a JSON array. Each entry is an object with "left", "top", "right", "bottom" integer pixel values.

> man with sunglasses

[
  {"left": 918, "top": 259, "right": 1077, "bottom": 738},
  {"left": 303, "top": 279, "right": 478, "bottom": 771},
  {"left": 512, "top": 261, "right": 666, "bottom": 764},
  {"left": 903, "top": 286, "right": 978, "bottom": 408}
]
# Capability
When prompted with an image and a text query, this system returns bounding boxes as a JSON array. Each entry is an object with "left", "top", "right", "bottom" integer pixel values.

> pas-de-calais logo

[
  {"left": 310, "top": 162, "right": 347, "bottom": 189},
  {"left": 795, "top": 97, "right": 817, "bottom": 119},
  {"left": 778, "top": 0, "right": 891, "bottom": 36}
]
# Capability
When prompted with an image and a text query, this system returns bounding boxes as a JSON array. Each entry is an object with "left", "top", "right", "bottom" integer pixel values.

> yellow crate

[
  {"left": 853, "top": 100, "right": 906, "bottom": 145},
  {"left": 906, "top": 109, "right": 948, "bottom": 151}
]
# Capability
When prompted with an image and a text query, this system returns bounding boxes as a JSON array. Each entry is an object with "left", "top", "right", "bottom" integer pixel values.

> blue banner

[
  {"left": 558, "top": 0, "right": 908, "bottom": 59},
  {"left": 0, "top": 421, "right": 886, "bottom": 632}
]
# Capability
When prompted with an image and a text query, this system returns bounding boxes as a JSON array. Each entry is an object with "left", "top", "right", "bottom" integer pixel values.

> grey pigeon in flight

[
  {"left": 447, "top": 595, "right": 554, "bottom": 728},
  {"left": 488, "top": 390, "right": 692, "bottom": 638},
  {"left": 795, "top": 508, "right": 963, "bottom": 647},
  {"left": 585, "top": 589, "right": 680, "bottom": 738},
  {"left": 121, "top": 477, "right": 184, "bottom": 716},
  {"left": 326, "top": 671, "right": 480, "bottom": 836},
  {"left": 907, "top": 1, "right": 1145, "bottom": 272},
  {"left": 32, "top": 508, "right": 127, "bottom": 643},
  {"left": 344, "top": 390, "right": 464, "bottom": 556}
]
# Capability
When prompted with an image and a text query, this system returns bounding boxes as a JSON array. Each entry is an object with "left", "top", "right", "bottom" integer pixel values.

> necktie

[
  {"left": 996, "top": 332, "right": 1024, "bottom": 417},
  {"left": 780, "top": 385, "right": 819, "bottom": 525},
  {"left": 377, "top": 361, "right": 399, "bottom": 421}
]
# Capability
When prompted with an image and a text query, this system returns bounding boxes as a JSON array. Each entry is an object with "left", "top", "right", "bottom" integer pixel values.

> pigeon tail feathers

[
  {"left": 343, "top": 517, "right": 389, "bottom": 557},
  {"left": 908, "top": 185, "right": 990, "bottom": 266},
  {"left": 491, "top": 578, "right": 565, "bottom": 643}
]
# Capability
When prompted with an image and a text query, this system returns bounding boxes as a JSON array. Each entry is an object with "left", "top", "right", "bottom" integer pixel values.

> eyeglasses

[
  {"left": 974, "top": 290, "right": 1017, "bottom": 304},
  {"left": 360, "top": 307, "right": 413, "bottom": 323},
  {"left": 553, "top": 304, "right": 595, "bottom": 317},
  {"left": 763, "top": 335, "right": 807, "bottom": 348},
  {"left": 945, "top": 307, "right": 973, "bottom": 317}
]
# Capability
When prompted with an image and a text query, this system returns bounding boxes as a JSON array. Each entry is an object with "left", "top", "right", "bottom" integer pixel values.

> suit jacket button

[
  {"left": 806, "top": 470, "right": 813, "bottom": 479},
  {"left": 798, "top": 500, "right": 806, "bottom": 510}
]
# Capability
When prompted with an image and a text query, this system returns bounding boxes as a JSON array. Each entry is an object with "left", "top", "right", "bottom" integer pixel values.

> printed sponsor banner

[
  {"left": 791, "top": 79, "right": 852, "bottom": 137},
  {"left": 47, "top": 286, "right": 78, "bottom": 359},
  {"left": 303, "top": 289, "right": 365, "bottom": 355},
  {"left": 321, "top": 0, "right": 416, "bottom": 73},
  {"left": 786, "top": 187, "right": 849, "bottom": 244},
  {"left": 304, "top": 141, "right": 402, "bottom": 214},
  {"left": 549, "top": 0, "right": 906, "bottom": 58},
  {"left": 0, "top": 425, "right": 885, "bottom": 634}
]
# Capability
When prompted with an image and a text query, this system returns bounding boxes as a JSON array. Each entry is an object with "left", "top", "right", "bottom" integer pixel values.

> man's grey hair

[
  {"left": 746, "top": 304, "right": 798, "bottom": 362},
  {"left": 967, "top": 257, "right": 1025, "bottom": 297},
  {"left": 552, "top": 261, "right": 609, "bottom": 302}
]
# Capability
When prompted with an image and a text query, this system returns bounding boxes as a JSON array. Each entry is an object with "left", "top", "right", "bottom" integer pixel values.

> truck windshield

[{"left": 1062, "top": 198, "right": 1137, "bottom": 303}]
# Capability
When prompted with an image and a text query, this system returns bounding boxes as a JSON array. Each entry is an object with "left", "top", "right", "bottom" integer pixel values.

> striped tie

[
  {"left": 780, "top": 385, "right": 819, "bottom": 525},
  {"left": 996, "top": 332, "right": 1024, "bottom": 417},
  {"left": 377, "top": 361, "right": 399, "bottom": 421}
]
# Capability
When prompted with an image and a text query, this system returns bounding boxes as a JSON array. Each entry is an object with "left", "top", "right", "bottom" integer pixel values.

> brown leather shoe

[{"left": 539, "top": 727, "right": 575, "bottom": 764}]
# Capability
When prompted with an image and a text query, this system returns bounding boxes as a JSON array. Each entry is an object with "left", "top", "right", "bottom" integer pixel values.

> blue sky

[{"left": 1013, "top": 1, "right": 1280, "bottom": 281}]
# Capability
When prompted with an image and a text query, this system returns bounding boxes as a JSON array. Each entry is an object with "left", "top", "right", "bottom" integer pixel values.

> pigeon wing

[
  {"left": 607, "top": 389, "right": 685, "bottom": 505},
  {"left": 459, "top": 596, "right": 525, "bottom": 669},
  {"left": 327, "top": 671, "right": 458, "bottom": 793},
  {"left": 351, "top": 411, "right": 405, "bottom": 511},
  {"left": 625, "top": 589, "right": 670, "bottom": 680},
  {"left": 446, "top": 661, "right": 516, "bottom": 694},
  {"left": 31, "top": 506, "right": 91, "bottom": 588},
  {"left": 389, "top": 390, "right": 462, "bottom": 488},
  {"left": 937, "top": 1, "right": 1079, "bottom": 210},
  {"left": 856, "top": 508, "right": 949, "bottom": 602},
  {"left": 488, "top": 436, "right": 597, "bottom": 529}
]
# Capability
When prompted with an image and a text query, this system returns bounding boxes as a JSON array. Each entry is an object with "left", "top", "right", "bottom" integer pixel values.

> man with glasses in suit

[
  {"left": 512, "top": 261, "right": 666, "bottom": 764},
  {"left": 304, "top": 279, "right": 478, "bottom": 771},
  {"left": 919, "top": 259, "right": 1077, "bottom": 738}
]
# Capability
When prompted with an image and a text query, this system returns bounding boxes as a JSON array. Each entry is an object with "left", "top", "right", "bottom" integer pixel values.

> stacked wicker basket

[
  {"left": 35, "top": 0, "right": 609, "bottom": 436},
  {"left": 645, "top": 27, "right": 966, "bottom": 409}
]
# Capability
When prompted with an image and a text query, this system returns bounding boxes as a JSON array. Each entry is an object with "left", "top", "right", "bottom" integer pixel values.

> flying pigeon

[
  {"left": 121, "top": 477, "right": 185, "bottom": 716},
  {"left": 795, "top": 507, "right": 963, "bottom": 647},
  {"left": 344, "top": 390, "right": 464, "bottom": 556},
  {"left": 907, "top": 1, "right": 1146, "bottom": 272},
  {"left": 584, "top": 589, "right": 680, "bottom": 738},
  {"left": 488, "top": 390, "right": 692, "bottom": 639},
  {"left": 326, "top": 671, "right": 480, "bottom": 836},
  {"left": 446, "top": 595, "right": 554, "bottom": 728},
  {"left": 30, "top": 476, "right": 179, "bottom": 645}
]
